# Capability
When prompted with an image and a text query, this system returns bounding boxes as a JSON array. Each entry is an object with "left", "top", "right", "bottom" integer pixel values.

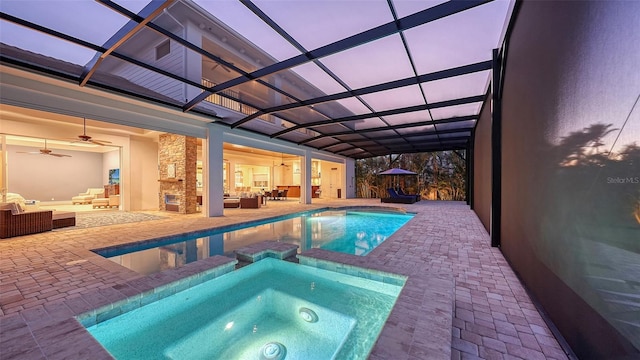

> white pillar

[
  {"left": 204, "top": 124, "right": 224, "bottom": 216},
  {"left": 302, "top": 150, "right": 312, "bottom": 204}
]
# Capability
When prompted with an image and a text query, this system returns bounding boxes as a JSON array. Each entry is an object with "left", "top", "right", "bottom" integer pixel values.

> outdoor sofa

[
  {"left": 0, "top": 193, "right": 76, "bottom": 238},
  {"left": 0, "top": 202, "right": 52, "bottom": 238}
]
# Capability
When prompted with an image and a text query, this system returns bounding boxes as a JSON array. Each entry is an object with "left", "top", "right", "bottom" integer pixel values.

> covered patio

[{"left": 2, "top": 0, "right": 637, "bottom": 358}]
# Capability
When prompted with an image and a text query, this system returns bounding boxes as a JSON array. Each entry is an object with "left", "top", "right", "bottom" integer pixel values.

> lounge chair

[
  {"left": 381, "top": 188, "right": 417, "bottom": 204},
  {"left": 397, "top": 188, "right": 421, "bottom": 202}
]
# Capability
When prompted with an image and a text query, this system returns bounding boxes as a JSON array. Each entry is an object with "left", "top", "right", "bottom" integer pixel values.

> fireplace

[{"left": 165, "top": 194, "right": 179, "bottom": 212}]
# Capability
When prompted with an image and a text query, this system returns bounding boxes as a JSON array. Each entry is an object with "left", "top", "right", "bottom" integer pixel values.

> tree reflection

[
  {"left": 555, "top": 123, "right": 617, "bottom": 167},
  {"left": 550, "top": 123, "right": 639, "bottom": 247},
  {"left": 541, "top": 122, "right": 639, "bottom": 349}
]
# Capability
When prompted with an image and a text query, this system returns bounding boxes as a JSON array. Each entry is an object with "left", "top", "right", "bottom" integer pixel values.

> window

[
  {"left": 253, "top": 173, "right": 269, "bottom": 188},
  {"left": 234, "top": 170, "right": 243, "bottom": 188},
  {"left": 155, "top": 40, "right": 170, "bottom": 60}
]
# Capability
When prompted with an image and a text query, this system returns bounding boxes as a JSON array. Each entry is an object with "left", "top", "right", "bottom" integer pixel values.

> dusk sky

[
  {"left": 0, "top": 0, "right": 611, "bottom": 153},
  {"left": 1, "top": 0, "right": 511, "bottom": 118}
]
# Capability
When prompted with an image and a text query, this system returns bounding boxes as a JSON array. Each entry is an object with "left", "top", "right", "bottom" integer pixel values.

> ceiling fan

[
  {"left": 17, "top": 139, "right": 71, "bottom": 158},
  {"left": 70, "top": 118, "right": 112, "bottom": 146},
  {"left": 204, "top": 58, "right": 232, "bottom": 73},
  {"left": 275, "top": 153, "right": 290, "bottom": 168}
]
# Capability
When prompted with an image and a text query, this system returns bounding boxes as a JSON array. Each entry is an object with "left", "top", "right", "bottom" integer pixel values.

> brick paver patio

[{"left": 0, "top": 199, "right": 569, "bottom": 359}]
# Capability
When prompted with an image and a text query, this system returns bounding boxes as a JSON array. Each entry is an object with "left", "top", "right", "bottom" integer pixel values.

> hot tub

[{"left": 82, "top": 258, "right": 406, "bottom": 359}]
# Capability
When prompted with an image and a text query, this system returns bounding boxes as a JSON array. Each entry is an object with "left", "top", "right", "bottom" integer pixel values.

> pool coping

[
  {"left": 6, "top": 239, "right": 452, "bottom": 359},
  {"left": 298, "top": 248, "right": 453, "bottom": 359},
  {"left": 3, "top": 255, "right": 241, "bottom": 359}
]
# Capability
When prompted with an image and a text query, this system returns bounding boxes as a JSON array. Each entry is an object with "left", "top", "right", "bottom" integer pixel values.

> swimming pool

[
  {"left": 84, "top": 257, "right": 406, "bottom": 360},
  {"left": 96, "top": 208, "right": 414, "bottom": 275}
]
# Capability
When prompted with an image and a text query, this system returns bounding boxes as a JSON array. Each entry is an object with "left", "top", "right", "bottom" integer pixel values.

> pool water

[
  {"left": 85, "top": 258, "right": 405, "bottom": 360},
  {"left": 96, "top": 209, "right": 413, "bottom": 275}
]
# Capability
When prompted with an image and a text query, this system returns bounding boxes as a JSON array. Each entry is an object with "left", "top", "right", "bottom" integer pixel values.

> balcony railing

[
  {"left": 201, "top": 78, "right": 271, "bottom": 122},
  {"left": 201, "top": 79, "right": 318, "bottom": 137}
]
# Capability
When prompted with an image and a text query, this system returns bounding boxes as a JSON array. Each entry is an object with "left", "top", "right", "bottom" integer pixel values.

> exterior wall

[
  {"left": 473, "top": 99, "right": 491, "bottom": 233},
  {"left": 500, "top": 1, "right": 640, "bottom": 358},
  {"left": 345, "top": 158, "right": 356, "bottom": 198},
  {"left": 112, "top": 39, "right": 185, "bottom": 102},
  {"left": 184, "top": 21, "right": 203, "bottom": 103},
  {"left": 129, "top": 138, "right": 158, "bottom": 211},
  {"left": 0, "top": 139, "right": 5, "bottom": 196},
  {"left": 102, "top": 149, "right": 119, "bottom": 185}
]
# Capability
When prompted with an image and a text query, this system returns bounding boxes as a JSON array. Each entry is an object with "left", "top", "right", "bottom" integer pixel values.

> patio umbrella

[
  {"left": 378, "top": 168, "right": 417, "bottom": 176},
  {"left": 378, "top": 168, "right": 417, "bottom": 190}
]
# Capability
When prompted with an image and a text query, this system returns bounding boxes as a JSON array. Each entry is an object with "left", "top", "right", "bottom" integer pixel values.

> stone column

[{"left": 158, "top": 133, "right": 198, "bottom": 214}]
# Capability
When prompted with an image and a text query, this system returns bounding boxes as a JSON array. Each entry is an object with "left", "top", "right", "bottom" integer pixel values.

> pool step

[{"left": 235, "top": 240, "right": 299, "bottom": 263}]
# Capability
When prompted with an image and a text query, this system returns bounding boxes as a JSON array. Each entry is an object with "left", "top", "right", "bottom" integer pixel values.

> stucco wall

[
  {"left": 102, "top": 149, "right": 120, "bottom": 185},
  {"left": 500, "top": 1, "right": 640, "bottom": 357},
  {"left": 128, "top": 137, "right": 159, "bottom": 211}
]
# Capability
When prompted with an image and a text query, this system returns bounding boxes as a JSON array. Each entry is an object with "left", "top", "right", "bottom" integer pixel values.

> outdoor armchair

[{"left": 72, "top": 188, "right": 105, "bottom": 204}]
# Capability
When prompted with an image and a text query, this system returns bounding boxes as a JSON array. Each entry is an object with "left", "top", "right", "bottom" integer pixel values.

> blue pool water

[
  {"left": 96, "top": 209, "right": 414, "bottom": 275},
  {"left": 85, "top": 258, "right": 405, "bottom": 360}
]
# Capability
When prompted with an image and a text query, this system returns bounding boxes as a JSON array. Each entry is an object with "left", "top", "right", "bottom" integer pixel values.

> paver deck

[{"left": 0, "top": 199, "right": 569, "bottom": 359}]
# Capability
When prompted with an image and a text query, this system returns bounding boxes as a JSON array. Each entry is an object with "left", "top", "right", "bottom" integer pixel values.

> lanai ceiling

[{"left": 0, "top": 0, "right": 514, "bottom": 159}]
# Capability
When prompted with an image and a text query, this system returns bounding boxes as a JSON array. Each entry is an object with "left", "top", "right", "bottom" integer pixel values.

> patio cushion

[
  {"left": 223, "top": 198, "right": 240, "bottom": 208},
  {"left": 72, "top": 188, "right": 105, "bottom": 204},
  {"left": 381, "top": 188, "right": 417, "bottom": 204},
  {"left": 5, "top": 193, "right": 27, "bottom": 212},
  {"left": 92, "top": 198, "right": 110, "bottom": 209},
  {"left": 52, "top": 211, "right": 76, "bottom": 229},
  {"left": 0, "top": 202, "right": 22, "bottom": 215}
]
